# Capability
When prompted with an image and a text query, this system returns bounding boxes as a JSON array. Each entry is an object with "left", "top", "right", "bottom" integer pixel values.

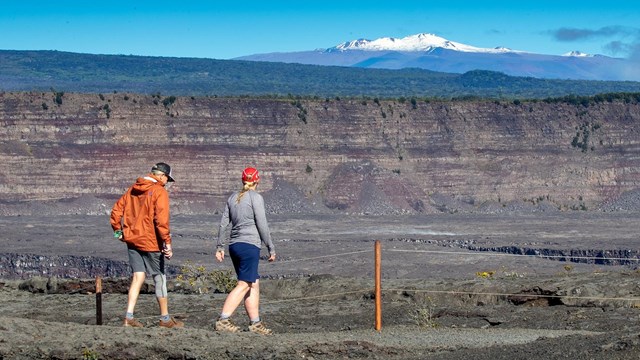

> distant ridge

[
  {"left": 236, "top": 33, "right": 640, "bottom": 82},
  {"left": 2, "top": 49, "right": 640, "bottom": 98}
]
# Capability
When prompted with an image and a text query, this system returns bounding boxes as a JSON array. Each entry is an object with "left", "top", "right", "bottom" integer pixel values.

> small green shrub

[
  {"left": 292, "top": 100, "right": 308, "bottom": 123},
  {"left": 412, "top": 297, "right": 439, "bottom": 328},
  {"left": 162, "top": 96, "right": 176, "bottom": 108},
  {"left": 82, "top": 348, "right": 100, "bottom": 360},
  {"left": 54, "top": 91, "right": 64, "bottom": 106},
  {"left": 102, "top": 104, "right": 111, "bottom": 118},
  {"left": 176, "top": 261, "right": 237, "bottom": 293},
  {"left": 210, "top": 269, "right": 238, "bottom": 293},
  {"left": 476, "top": 270, "right": 495, "bottom": 279}
]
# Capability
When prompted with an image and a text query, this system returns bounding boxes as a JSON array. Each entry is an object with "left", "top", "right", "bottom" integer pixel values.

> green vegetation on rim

[{"left": 2, "top": 50, "right": 640, "bottom": 98}]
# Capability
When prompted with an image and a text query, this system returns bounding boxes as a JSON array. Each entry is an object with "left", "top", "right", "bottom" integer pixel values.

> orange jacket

[{"left": 110, "top": 174, "right": 172, "bottom": 252}]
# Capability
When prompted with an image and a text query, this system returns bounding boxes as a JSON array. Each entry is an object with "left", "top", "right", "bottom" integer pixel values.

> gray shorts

[{"left": 128, "top": 248, "right": 164, "bottom": 275}]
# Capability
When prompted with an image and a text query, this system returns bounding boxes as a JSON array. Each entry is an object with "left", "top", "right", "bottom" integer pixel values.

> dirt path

[
  {"left": 2, "top": 272, "right": 640, "bottom": 359},
  {"left": 2, "top": 213, "right": 640, "bottom": 358}
]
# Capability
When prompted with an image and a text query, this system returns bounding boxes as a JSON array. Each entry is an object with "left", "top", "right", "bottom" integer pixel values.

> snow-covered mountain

[
  {"left": 330, "top": 33, "right": 520, "bottom": 54},
  {"left": 235, "top": 33, "right": 639, "bottom": 81}
]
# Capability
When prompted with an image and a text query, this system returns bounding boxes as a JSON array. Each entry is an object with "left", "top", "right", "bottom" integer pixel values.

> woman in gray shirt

[{"left": 214, "top": 167, "right": 276, "bottom": 335}]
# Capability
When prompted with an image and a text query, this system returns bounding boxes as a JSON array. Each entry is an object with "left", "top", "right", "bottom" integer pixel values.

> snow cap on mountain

[
  {"left": 331, "top": 33, "right": 521, "bottom": 54},
  {"left": 562, "top": 51, "right": 593, "bottom": 57}
]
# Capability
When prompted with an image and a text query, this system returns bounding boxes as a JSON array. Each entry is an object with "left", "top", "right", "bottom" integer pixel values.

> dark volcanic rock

[{"left": 0, "top": 253, "right": 179, "bottom": 280}]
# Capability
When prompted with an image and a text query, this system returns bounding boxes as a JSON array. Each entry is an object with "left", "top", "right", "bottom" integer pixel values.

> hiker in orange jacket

[{"left": 110, "top": 162, "right": 184, "bottom": 328}]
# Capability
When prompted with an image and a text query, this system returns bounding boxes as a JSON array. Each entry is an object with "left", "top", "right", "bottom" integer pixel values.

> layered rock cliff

[{"left": 1, "top": 91, "right": 640, "bottom": 215}]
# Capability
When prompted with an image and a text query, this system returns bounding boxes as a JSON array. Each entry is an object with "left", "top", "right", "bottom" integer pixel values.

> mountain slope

[{"left": 236, "top": 33, "right": 640, "bottom": 82}]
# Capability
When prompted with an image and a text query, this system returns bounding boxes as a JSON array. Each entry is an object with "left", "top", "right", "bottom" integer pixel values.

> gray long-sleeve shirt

[{"left": 217, "top": 190, "right": 275, "bottom": 256}]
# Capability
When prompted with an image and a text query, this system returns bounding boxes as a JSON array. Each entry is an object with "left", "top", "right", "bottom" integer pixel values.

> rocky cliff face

[{"left": 1, "top": 91, "right": 640, "bottom": 215}]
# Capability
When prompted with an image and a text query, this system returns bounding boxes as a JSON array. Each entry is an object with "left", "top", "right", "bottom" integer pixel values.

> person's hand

[
  {"left": 268, "top": 253, "right": 276, "bottom": 262},
  {"left": 163, "top": 245, "right": 173, "bottom": 260},
  {"left": 215, "top": 250, "right": 225, "bottom": 262},
  {"left": 113, "top": 230, "right": 123, "bottom": 242}
]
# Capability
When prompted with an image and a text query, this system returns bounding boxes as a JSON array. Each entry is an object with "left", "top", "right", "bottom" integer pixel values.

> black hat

[{"left": 152, "top": 162, "right": 175, "bottom": 182}]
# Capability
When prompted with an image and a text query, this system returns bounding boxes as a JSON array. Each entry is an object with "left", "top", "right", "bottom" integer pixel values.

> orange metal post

[
  {"left": 96, "top": 276, "right": 103, "bottom": 325},
  {"left": 375, "top": 240, "right": 382, "bottom": 331}
]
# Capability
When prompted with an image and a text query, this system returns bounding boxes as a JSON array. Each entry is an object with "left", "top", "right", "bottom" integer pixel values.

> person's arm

[
  {"left": 252, "top": 192, "right": 275, "bottom": 260},
  {"left": 154, "top": 187, "right": 172, "bottom": 258},
  {"left": 216, "top": 199, "right": 231, "bottom": 262},
  {"left": 110, "top": 190, "right": 128, "bottom": 240}
]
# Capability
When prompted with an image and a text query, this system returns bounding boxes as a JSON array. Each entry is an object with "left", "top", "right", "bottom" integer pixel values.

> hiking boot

[
  {"left": 248, "top": 321, "right": 273, "bottom": 335},
  {"left": 159, "top": 317, "right": 184, "bottom": 328},
  {"left": 215, "top": 318, "right": 240, "bottom": 333},
  {"left": 123, "top": 317, "right": 144, "bottom": 328}
]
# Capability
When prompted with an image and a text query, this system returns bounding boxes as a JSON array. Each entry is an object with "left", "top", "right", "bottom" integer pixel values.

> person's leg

[
  {"left": 143, "top": 252, "right": 168, "bottom": 316},
  {"left": 244, "top": 279, "right": 260, "bottom": 321},
  {"left": 157, "top": 295, "right": 168, "bottom": 316},
  {"left": 232, "top": 247, "right": 271, "bottom": 334},
  {"left": 215, "top": 281, "right": 251, "bottom": 332},
  {"left": 156, "top": 287, "right": 183, "bottom": 327},
  {"left": 154, "top": 274, "right": 169, "bottom": 316},
  {"left": 220, "top": 280, "right": 251, "bottom": 317},
  {"left": 225, "top": 242, "right": 260, "bottom": 320},
  {"left": 125, "top": 248, "right": 147, "bottom": 317},
  {"left": 126, "top": 271, "right": 146, "bottom": 314},
  {"left": 245, "top": 279, "right": 272, "bottom": 335},
  {"left": 216, "top": 243, "right": 262, "bottom": 332},
  {"left": 142, "top": 251, "right": 182, "bottom": 327}
]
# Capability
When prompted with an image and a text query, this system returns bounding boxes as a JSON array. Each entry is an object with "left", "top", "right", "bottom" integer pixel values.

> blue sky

[{"left": 1, "top": 1, "right": 639, "bottom": 60}]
